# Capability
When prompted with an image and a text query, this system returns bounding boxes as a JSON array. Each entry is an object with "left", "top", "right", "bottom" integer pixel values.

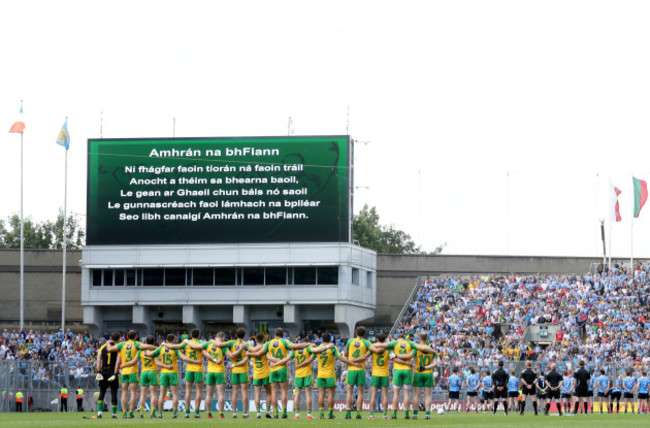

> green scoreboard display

[{"left": 87, "top": 136, "right": 351, "bottom": 245}]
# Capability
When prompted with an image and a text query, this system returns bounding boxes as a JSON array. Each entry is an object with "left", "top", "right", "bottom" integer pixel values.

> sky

[{"left": 1, "top": 0, "right": 650, "bottom": 258}]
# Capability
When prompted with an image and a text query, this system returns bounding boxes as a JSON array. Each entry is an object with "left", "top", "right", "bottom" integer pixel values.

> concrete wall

[{"left": 0, "top": 249, "right": 83, "bottom": 329}]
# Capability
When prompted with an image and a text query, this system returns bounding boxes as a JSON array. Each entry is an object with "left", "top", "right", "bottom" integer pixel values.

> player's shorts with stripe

[
  {"left": 185, "top": 371, "right": 204, "bottom": 383},
  {"left": 120, "top": 373, "right": 138, "bottom": 384},
  {"left": 317, "top": 377, "right": 336, "bottom": 388},
  {"left": 205, "top": 372, "right": 226, "bottom": 385},
  {"left": 140, "top": 371, "right": 158, "bottom": 387},
  {"left": 370, "top": 376, "right": 389, "bottom": 388},
  {"left": 231, "top": 372, "right": 249, "bottom": 385},
  {"left": 270, "top": 368, "right": 288, "bottom": 383},
  {"left": 294, "top": 376, "right": 311, "bottom": 388},
  {"left": 346, "top": 370, "right": 366, "bottom": 386},
  {"left": 253, "top": 376, "right": 270, "bottom": 386},
  {"left": 413, "top": 373, "right": 434, "bottom": 388},
  {"left": 160, "top": 373, "right": 179, "bottom": 387},
  {"left": 393, "top": 369, "right": 412, "bottom": 386}
]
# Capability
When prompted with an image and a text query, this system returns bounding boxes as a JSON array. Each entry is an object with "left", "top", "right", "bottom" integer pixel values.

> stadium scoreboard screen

[{"left": 87, "top": 136, "right": 351, "bottom": 245}]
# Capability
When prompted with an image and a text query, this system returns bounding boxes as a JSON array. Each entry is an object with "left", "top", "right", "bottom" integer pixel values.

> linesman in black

[
  {"left": 519, "top": 360, "right": 538, "bottom": 415},
  {"left": 545, "top": 363, "right": 563, "bottom": 416},
  {"left": 96, "top": 332, "right": 121, "bottom": 418},
  {"left": 573, "top": 360, "right": 591, "bottom": 415},
  {"left": 491, "top": 360, "right": 509, "bottom": 415}
]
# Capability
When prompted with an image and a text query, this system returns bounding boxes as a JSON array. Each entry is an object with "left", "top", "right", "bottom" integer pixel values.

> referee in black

[
  {"left": 520, "top": 360, "right": 538, "bottom": 415},
  {"left": 573, "top": 360, "right": 591, "bottom": 415},
  {"left": 545, "top": 363, "right": 563, "bottom": 416},
  {"left": 492, "top": 360, "right": 509, "bottom": 415}
]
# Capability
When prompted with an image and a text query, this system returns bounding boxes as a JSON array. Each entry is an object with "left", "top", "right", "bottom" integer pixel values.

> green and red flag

[{"left": 633, "top": 176, "right": 648, "bottom": 218}]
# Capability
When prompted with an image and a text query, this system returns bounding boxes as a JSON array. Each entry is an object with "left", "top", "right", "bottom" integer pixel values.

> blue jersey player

[
  {"left": 465, "top": 368, "right": 480, "bottom": 412},
  {"left": 447, "top": 367, "right": 462, "bottom": 413}
]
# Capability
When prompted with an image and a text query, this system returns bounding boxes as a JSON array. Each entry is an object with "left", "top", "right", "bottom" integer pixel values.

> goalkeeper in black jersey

[{"left": 95, "top": 332, "right": 121, "bottom": 418}]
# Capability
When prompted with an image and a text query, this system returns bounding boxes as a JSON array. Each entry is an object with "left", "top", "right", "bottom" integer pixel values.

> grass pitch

[{"left": 4, "top": 411, "right": 650, "bottom": 428}]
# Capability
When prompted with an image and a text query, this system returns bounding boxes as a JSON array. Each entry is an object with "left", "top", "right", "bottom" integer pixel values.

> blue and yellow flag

[{"left": 56, "top": 121, "right": 70, "bottom": 150}]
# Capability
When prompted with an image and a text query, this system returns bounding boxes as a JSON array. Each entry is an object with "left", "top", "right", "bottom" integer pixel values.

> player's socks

[
  {"left": 504, "top": 403, "right": 508, "bottom": 415},
  {"left": 493, "top": 402, "right": 498, "bottom": 414},
  {"left": 393, "top": 409, "right": 397, "bottom": 418},
  {"left": 413, "top": 410, "right": 418, "bottom": 416},
  {"left": 357, "top": 410, "right": 361, "bottom": 418},
  {"left": 329, "top": 409, "right": 334, "bottom": 417},
  {"left": 346, "top": 409, "right": 351, "bottom": 418},
  {"left": 112, "top": 405, "right": 118, "bottom": 415},
  {"left": 533, "top": 401, "right": 538, "bottom": 414},
  {"left": 319, "top": 407, "right": 324, "bottom": 418},
  {"left": 426, "top": 410, "right": 430, "bottom": 416},
  {"left": 97, "top": 400, "right": 103, "bottom": 415},
  {"left": 405, "top": 410, "right": 409, "bottom": 418}
]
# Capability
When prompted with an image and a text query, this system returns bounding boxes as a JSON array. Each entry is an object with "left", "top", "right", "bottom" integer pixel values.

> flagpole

[
  {"left": 631, "top": 175, "right": 634, "bottom": 272},
  {"left": 62, "top": 121, "right": 68, "bottom": 334},
  {"left": 20, "top": 130, "right": 24, "bottom": 331},
  {"left": 608, "top": 182, "right": 612, "bottom": 271}
]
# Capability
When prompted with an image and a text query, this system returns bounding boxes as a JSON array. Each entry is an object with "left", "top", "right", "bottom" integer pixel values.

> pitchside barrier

[{"left": 0, "top": 360, "right": 645, "bottom": 413}]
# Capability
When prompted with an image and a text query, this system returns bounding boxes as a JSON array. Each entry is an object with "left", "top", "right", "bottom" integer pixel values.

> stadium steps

[{"left": 389, "top": 276, "right": 426, "bottom": 337}]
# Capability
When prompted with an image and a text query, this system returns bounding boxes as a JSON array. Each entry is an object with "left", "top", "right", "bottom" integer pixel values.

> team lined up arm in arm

[
  {"left": 295, "top": 354, "right": 315, "bottom": 369},
  {"left": 114, "top": 355, "right": 122, "bottom": 375},
  {"left": 345, "top": 339, "right": 371, "bottom": 364},
  {"left": 311, "top": 343, "right": 362, "bottom": 368},
  {"left": 119, "top": 356, "right": 139, "bottom": 369},
  {"left": 423, "top": 357, "right": 438, "bottom": 370},
  {"left": 153, "top": 358, "right": 167, "bottom": 369},
  {"left": 269, "top": 354, "right": 292, "bottom": 368},
  {"left": 244, "top": 344, "right": 264, "bottom": 359},
  {"left": 201, "top": 350, "right": 222, "bottom": 364},
  {"left": 231, "top": 356, "right": 250, "bottom": 368}
]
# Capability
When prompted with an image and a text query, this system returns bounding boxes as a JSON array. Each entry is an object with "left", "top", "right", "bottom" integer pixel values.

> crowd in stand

[
  {"left": 0, "top": 329, "right": 99, "bottom": 385},
  {"left": 4, "top": 262, "right": 650, "bottom": 393},
  {"left": 396, "top": 262, "right": 650, "bottom": 375}
]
